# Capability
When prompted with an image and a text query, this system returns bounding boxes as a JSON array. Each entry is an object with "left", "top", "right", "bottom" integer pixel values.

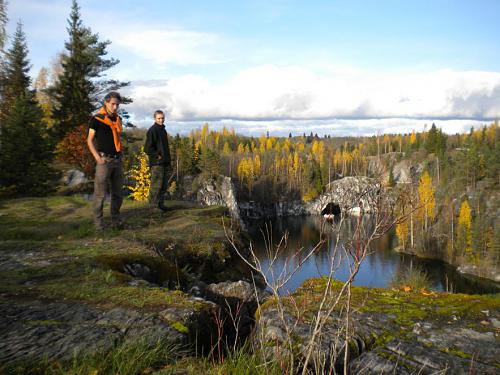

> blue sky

[{"left": 7, "top": 0, "right": 500, "bottom": 135}]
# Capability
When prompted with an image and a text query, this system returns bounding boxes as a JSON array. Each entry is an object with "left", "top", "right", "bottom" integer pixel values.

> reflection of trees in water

[{"left": 247, "top": 216, "right": 498, "bottom": 294}]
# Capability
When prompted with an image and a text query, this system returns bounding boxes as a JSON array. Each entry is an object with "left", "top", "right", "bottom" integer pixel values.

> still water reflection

[{"left": 247, "top": 216, "right": 499, "bottom": 295}]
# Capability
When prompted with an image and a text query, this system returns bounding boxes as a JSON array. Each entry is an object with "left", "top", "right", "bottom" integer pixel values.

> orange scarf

[{"left": 94, "top": 107, "right": 122, "bottom": 152}]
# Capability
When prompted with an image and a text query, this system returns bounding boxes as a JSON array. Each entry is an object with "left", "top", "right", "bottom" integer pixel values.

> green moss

[
  {"left": 439, "top": 347, "right": 473, "bottom": 359},
  {"left": 170, "top": 321, "right": 189, "bottom": 334},
  {"left": 0, "top": 196, "right": 242, "bottom": 314},
  {"left": 26, "top": 320, "right": 63, "bottom": 326}
]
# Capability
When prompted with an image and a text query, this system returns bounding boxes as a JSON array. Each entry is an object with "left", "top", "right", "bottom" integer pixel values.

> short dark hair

[
  {"left": 154, "top": 110, "right": 164, "bottom": 117},
  {"left": 104, "top": 91, "right": 122, "bottom": 103}
]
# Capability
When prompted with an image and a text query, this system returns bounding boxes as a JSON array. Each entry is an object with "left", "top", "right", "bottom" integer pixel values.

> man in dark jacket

[{"left": 145, "top": 110, "right": 172, "bottom": 211}]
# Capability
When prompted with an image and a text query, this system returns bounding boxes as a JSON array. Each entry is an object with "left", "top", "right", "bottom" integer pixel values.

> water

[{"left": 246, "top": 215, "right": 500, "bottom": 295}]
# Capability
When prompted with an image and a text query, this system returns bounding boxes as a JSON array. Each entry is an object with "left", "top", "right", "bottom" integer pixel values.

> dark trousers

[
  {"left": 93, "top": 158, "right": 123, "bottom": 226},
  {"left": 149, "top": 165, "right": 171, "bottom": 206}
]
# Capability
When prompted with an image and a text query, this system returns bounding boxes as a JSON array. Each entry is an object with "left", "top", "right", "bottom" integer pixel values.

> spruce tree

[
  {"left": 0, "top": 23, "right": 52, "bottom": 194},
  {"left": 0, "top": 96, "right": 52, "bottom": 194},
  {"left": 0, "top": 0, "right": 7, "bottom": 51},
  {"left": 50, "top": 0, "right": 129, "bottom": 141},
  {"left": 0, "top": 21, "right": 30, "bottom": 124}
]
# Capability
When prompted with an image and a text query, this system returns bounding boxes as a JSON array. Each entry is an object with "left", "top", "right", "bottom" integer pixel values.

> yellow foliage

[
  {"left": 396, "top": 221, "right": 409, "bottom": 248},
  {"left": 266, "top": 138, "right": 274, "bottom": 151},
  {"left": 458, "top": 200, "right": 472, "bottom": 230},
  {"left": 418, "top": 171, "right": 435, "bottom": 225},
  {"left": 410, "top": 130, "right": 417, "bottom": 144},
  {"left": 302, "top": 189, "right": 318, "bottom": 202},
  {"left": 254, "top": 154, "right": 261, "bottom": 175},
  {"left": 127, "top": 147, "right": 151, "bottom": 201}
]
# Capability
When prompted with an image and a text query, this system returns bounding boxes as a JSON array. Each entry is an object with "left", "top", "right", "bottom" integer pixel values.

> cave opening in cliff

[{"left": 321, "top": 202, "right": 341, "bottom": 217}]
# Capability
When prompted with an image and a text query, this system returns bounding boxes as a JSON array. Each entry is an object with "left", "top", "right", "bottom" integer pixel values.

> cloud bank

[{"left": 123, "top": 65, "right": 500, "bottom": 136}]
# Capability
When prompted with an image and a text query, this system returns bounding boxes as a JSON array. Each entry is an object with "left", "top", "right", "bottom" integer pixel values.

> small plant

[
  {"left": 390, "top": 264, "right": 431, "bottom": 291},
  {"left": 127, "top": 147, "right": 151, "bottom": 201}
]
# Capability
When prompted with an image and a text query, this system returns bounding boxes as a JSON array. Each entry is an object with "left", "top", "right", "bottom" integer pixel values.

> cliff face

[
  {"left": 195, "top": 175, "right": 243, "bottom": 225},
  {"left": 194, "top": 174, "right": 394, "bottom": 219},
  {"left": 305, "top": 176, "right": 382, "bottom": 215}
]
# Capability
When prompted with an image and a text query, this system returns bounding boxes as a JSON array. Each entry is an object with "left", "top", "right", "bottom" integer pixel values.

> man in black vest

[
  {"left": 145, "top": 110, "right": 172, "bottom": 211},
  {"left": 87, "top": 92, "right": 124, "bottom": 229}
]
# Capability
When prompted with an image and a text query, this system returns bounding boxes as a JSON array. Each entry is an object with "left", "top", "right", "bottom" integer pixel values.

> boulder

[{"left": 61, "top": 169, "right": 88, "bottom": 187}]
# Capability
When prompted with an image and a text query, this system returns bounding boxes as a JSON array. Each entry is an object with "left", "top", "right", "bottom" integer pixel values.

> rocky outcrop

[
  {"left": 196, "top": 175, "right": 243, "bottom": 225},
  {"left": 239, "top": 177, "right": 383, "bottom": 219},
  {"left": 367, "top": 154, "right": 423, "bottom": 185},
  {"left": 203, "top": 280, "right": 269, "bottom": 345},
  {"left": 0, "top": 299, "right": 215, "bottom": 364},
  {"left": 306, "top": 176, "right": 382, "bottom": 215},
  {"left": 252, "top": 280, "right": 500, "bottom": 374}
]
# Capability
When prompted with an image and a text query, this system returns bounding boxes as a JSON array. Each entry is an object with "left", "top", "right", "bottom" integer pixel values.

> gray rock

[
  {"left": 253, "top": 306, "right": 500, "bottom": 374},
  {"left": 0, "top": 298, "right": 205, "bottom": 366},
  {"left": 204, "top": 280, "right": 268, "bottom": 344},
  {"left": 306, "top": 176, "right": 382, "bottom": 215},
  {"left": 196, "top": 175, "right": 244, "bottom": 227},
  {"left": 60, "top": 169, "right": 88, "bottom": 187}
]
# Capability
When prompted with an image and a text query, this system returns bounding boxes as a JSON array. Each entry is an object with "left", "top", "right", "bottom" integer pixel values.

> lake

[{"left": 246, "top": 215, "right": 499, "bottom": 295}]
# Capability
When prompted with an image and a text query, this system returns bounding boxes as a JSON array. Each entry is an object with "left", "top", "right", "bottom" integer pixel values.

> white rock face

[
  {"left": 306, "top": 176, "right": 382, "bottom": 215},
  {"left": 196, "top": 175, "right": 242, "bottom": 224}
]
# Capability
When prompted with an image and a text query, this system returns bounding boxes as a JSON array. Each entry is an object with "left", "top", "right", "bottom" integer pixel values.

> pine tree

[{"left": 50, "top": 0, "right": 129, "bottom": 141}]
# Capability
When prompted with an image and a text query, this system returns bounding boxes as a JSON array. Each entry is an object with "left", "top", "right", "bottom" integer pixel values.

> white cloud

[
  {"left": 114, "top": 28, "right": 229, "bottom": 65},
  {"left": 136, "top": 118, "right": 486, "bottom": 138},
  {"left": 123, "top": 64, "right": 500, "bottom": 134}
]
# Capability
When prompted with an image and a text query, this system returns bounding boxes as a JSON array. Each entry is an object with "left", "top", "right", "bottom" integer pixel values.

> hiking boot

[
  {"left": 158, "top": 202, "right": 169, "bottom": 212},
  {"left": 94, "top": 219, "right": 105, "bottom": 231},
  {"left": 111, "top": 218, "right": 124, "bottom": 230}
]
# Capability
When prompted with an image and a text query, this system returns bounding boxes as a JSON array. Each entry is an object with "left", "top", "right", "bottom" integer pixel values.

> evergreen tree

[
  {"left": 0, "top": 22, "right": 30, "bottom": 124},
  {"left": 50, "top": 0, "right": 129, "bottom": 141},
  {"left": 0, "top": 96, "right": 52, "bottom": 194},
  {"left": 425, "top": 123, "right": 446, "bottom": 155},
  {"left": 0, "top": 23, "right": 52, "bottom": 194},
  {"left": 199, "top": 147, "right": 220, "bottom": 178},
  {"left": 0, "top": 0, "right": 7, "bottom": 52}
]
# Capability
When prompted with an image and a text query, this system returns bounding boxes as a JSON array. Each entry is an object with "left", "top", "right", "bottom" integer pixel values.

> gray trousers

[
  {"left": 93, "top": 158, "right": 123, "bottom": 225},
  {"left": 149, "top": 165, "right": 172, "bottom": 206}
]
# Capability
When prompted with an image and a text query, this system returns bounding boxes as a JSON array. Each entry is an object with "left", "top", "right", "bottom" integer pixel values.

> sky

[{"left": 7, "top": 0, "right": 500, "bottom": 136}]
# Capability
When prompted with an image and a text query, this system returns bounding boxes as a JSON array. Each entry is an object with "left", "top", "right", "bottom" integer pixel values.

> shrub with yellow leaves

[{"left": 127, "top": 147, "right": 151, "bottom": 201}]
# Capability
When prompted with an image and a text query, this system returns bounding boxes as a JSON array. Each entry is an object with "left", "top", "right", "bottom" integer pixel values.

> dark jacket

[{"left": 145, "top": 123, "right": 171, "bottom": 167}]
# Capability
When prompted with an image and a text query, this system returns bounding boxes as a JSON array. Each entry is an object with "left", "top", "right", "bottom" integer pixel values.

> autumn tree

[
  {"left": 34, "top": 67, "right": 54, "bottom": 129},
  {"left": 127, "top": 147, "right": 150, "bottom": 201},
  {"left": 55, "top": 124, "right": 95, "bottom": 177},
  {"left": 396, "top": 221, "right": 409, "bottom": 249},
  {"left": 418, "top": 170, "right": 435, "bottom": 231},
  {"left": 457, "top": 199, "right": 472, "bottom": 259}
]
